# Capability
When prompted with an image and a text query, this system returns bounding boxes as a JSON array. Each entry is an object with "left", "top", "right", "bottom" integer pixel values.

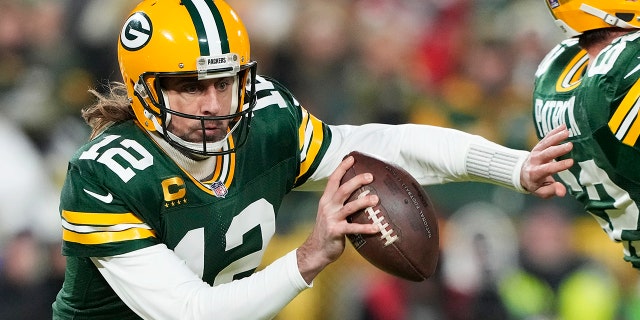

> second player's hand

[{"left": 521, "top": 124, "right": 574, "bottom": 198}]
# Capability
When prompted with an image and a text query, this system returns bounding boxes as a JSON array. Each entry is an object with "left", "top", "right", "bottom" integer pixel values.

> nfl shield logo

[{"left": 210, "top": 181, "right": 228, "bottom": 198}]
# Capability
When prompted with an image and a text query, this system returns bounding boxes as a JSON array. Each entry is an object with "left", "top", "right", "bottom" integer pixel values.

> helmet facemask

[{"left": 133, "top": 55, "right": 257, "bottom": 157}]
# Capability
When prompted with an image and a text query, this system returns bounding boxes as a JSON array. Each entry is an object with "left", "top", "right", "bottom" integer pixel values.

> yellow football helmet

[
  {"left": 117, "top": 0, "right": 257, "bottom": 156},
  {"left": 545, "top": 0, "right": 640, "bottom": 37}
]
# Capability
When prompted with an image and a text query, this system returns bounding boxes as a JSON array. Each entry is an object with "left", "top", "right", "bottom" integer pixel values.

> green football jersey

[
  {"left": 533, "top": 32, "right": 640, "bottom": 267},
  {"left": 53, "top": 76, "right": 331, "bottom": 319}
]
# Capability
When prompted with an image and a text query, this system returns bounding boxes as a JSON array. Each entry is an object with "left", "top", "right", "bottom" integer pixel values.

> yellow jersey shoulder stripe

[
  {"left": 62, "top": 228, "right": 156, "bottom": 245},
  {"left": 609, "top": 77, "right": 640, "bottom": 146},
  {"left": 297, "top": 107, "right": 325, "bottom": 179},
  {"left": 62, "top": 210, "right": 146, "bottom": 225},
  {"left": 61, "top": 210, "right": 156, "bottom": 245}
]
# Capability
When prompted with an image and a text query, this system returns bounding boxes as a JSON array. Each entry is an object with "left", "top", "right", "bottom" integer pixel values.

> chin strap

[
  {"left": 580, "top": 3, "right": 637, "bottom": 29},
  {"left": 165, "top": 119, "right": 241, "bottom": 154}
]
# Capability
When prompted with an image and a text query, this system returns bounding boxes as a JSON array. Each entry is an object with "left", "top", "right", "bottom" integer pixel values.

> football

[{"left": 341, "top": 151, "right": 439, "bottom": 282}]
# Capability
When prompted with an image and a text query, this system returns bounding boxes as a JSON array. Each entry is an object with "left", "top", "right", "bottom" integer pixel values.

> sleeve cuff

[
  {"left": 466, "top": 144, "right": 529, "bottom": 193},
  {"left": 288, "top": 249, "right": 313, "bottom": 289}
]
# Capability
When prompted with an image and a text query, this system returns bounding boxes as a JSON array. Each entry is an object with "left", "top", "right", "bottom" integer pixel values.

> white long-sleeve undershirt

[
  {"left": 94, "top": 246, "right": 309, "bottom": 320},
  {"left": 301, "top": 123, "right": 528, "bottom": 192},
  {"left": 94, "top": 123, "right": 529, "bottom": 319}
]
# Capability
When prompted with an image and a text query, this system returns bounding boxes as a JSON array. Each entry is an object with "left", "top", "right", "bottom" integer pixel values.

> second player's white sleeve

[
  {"left": 298, "top": 123, "right": 528, "bottom": 192},
  {"left": 93, "top": 244, "right": 310, "bottom": 320}
]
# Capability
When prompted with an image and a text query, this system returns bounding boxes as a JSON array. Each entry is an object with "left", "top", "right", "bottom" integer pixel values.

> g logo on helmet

[{"left": 120, "top": 12, "right": 152, "bottom": 51}]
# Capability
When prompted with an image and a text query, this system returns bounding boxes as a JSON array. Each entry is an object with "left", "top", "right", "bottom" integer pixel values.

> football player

[
  {"left": 52, "top": 0, "right": 573, "bottom": 319},
  {"left": 534, "top": 0, "right": 640, "bottom": 269}
]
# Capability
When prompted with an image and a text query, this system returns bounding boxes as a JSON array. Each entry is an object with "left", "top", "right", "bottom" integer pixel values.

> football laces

[{"left": 357, "top": 189, "right": 398, "bottom": 246}]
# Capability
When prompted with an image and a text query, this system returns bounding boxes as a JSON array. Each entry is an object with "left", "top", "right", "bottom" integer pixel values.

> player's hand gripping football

[
  {"left": 520, "top": 124, "right": 574, "bottom": 198},
  {"left": 297, "top": 156, "right": 379, "bottom": 284}
]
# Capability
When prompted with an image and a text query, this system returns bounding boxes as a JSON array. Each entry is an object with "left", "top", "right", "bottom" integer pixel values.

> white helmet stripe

[
  {"left": 191, "top": 0, "right": 224, "bottom": 55},
  {"left": 182, "top": 0, "right": 228, "bottom": 56}
]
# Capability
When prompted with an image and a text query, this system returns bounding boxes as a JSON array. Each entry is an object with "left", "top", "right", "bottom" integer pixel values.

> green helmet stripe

[
  {"left": 182, "top": 0, "right": 230, "bottom": 56},
  {"left": 202, "top": 0, "right": 230, "bottom": 54}
]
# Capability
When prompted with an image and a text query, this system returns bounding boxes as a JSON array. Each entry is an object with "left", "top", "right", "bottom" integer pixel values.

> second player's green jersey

[{"left": 533, "top": 32, "right": 640, "bottom": 267}]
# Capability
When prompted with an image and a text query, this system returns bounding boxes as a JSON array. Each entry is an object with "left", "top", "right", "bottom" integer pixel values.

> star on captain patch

[{"left": 210, "top": 181, "right": 228, "bottom": 198}]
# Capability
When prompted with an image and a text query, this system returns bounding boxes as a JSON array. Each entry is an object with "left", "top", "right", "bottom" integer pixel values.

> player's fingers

[
  {"left": 339, "top": 190, "right": 380, "bottom": 234},
  {"left": 535, "top": 141, "right": 573, "bottom": 162},
  {"left": 335, "top": 172, "right": 374, "bottom": 204},
  {"left": 319, "top": 157, "right": 356, "bottom": 214},
  {"left": 344, "top": 221, "right": 380, "bottom": 235},
  {"left": 554, "top": 182, "right": 568, "bottom": 197},
  {"left": 527, "top": 142, "right": 572, "bottom": 173},
  {"left": 532, "top": 125, "right": 566, "bottom": 151},
  {"left": 325, "top": 156, "right": 355, "bottom": 191},
  {"left": 532, "top": 125, "right": 569, "bottom": 152},
  {"left": 548, "top": 158, "right": 574, "bottom": 173},
  {"left": 534, "top": 181, "right": 568, "bottom": 199},
  {"left": 531, "top": 158, "right": 573, "bottom": 179},
  {"left": 341, "top": 192, "right": 378, "bottom": 218},
  {"left": 545, "top": 142, "right": 573, "bottom": 160}
]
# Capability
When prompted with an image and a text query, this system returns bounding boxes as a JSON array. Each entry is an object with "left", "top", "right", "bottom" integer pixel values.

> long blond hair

[{"left": 82, "top": 82, "right": 136, "bottom": 140}]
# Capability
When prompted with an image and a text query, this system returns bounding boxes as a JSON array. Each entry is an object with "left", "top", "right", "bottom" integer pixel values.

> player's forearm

[
  {"left": 94, "top": 244, "right": 310, "bottom": 320},
  {"left": 307, "top": 123, "right": 528, "bottom": 191}
]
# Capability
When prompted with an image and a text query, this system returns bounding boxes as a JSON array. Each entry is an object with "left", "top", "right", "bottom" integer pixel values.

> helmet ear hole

[{"left": 617, "top": 13, "right": 635, "bottom": 22}]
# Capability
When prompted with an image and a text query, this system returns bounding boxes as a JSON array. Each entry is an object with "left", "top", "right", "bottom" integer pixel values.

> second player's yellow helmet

[
  {"left": 117, "top": 0, "right": 257, "bottom": 156},
  {"left": 545, "top": 0, "right": 640, "bottom": 37}
]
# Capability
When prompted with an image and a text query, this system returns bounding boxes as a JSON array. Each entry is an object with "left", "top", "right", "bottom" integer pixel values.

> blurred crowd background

[{"left": 1, "top": 0, "right": 639, "bottom": 319}]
